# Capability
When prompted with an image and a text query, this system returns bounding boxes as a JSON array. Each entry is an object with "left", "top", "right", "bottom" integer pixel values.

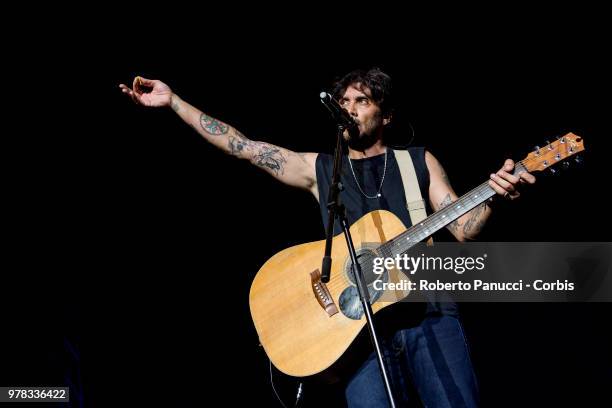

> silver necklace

[{"left": 347, "top": 149, "right": 387, "bottom": 199}]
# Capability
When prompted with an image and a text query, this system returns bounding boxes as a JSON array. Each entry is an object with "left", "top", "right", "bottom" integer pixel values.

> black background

[{"left": 3, "top": 8, "right": 611, "bottom": 407}]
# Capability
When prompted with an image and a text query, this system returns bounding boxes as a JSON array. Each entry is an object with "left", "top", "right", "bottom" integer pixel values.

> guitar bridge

[{"left": 310, "top": 269, "right": 338, "bottom": 317}]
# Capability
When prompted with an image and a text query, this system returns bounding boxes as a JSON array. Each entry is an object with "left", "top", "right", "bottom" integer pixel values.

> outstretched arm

[{"left": 119, "top": 77, "right": 318, "bottom": 194}]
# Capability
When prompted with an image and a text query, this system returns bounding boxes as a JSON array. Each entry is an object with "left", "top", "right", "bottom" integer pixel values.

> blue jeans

[{"left": 345, "top": 315, "right": 479, "bottom": 407}]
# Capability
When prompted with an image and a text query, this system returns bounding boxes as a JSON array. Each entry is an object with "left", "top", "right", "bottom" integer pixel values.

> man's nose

[{"left": 346, "top": 102, "right": 358, "bottom": 117}]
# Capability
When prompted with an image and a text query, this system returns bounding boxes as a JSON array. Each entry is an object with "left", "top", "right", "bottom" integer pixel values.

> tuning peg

[
  {"left": 562, "top": 161, "right": 571, "bottom": 170},
  {"left": 534, "top": 146, "right": 541, "bottom": 155},
  {"left": 547, "top": 140, "right": 553, "bottom": 150},
  {"left": 549, "top": 167, "right": 558, "bottom": 175},
  {"left": 574, "top": 156, "right": 583, "bottom": 165},
  {"left": 557, "top": 136, "right": 566, "bottom": 144}
]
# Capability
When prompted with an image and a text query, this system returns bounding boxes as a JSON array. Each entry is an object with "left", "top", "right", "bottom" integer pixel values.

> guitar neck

[{"left": 379, "top": 161, "right": 528, "bottom": 257}]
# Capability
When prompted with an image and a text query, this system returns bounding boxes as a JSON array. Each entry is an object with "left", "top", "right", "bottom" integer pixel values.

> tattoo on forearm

[
  {"left": 439, "top": 194, "right": 462, "bottom": 234},
  {"left": 228, "top": 130, "right": 252, "bottom": 157},
  {"left": 171, "top": 100, "right": 180, "bottom": 112},
  {"left": 463, "top": 202, "right": 487, "bottom": 238},
  {"left": 200, "top": 113, "right": 229, "bottom": 135},
  {"left": 439, "top": 194, "right": 453, "bottom": 209}
]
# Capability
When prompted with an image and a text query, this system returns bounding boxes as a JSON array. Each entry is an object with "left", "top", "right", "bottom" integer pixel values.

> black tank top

[{"left": 315, "top": 147, "right": 431, "bottom": 235}]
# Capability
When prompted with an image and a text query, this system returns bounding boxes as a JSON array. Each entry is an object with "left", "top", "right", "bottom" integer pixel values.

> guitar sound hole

[
  {"left": 344, "top": 248, "right": 386, "bottom": 286},
  {"left": 339, "top": 247, "right": 389, "bottom": 320}
]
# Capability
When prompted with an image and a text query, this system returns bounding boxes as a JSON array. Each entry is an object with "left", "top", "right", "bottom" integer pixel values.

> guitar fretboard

[{"left": 378, "top": 162, "right": 527, "bottom": 258}]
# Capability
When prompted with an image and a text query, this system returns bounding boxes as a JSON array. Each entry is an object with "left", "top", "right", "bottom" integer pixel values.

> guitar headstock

[{"left": 520, "top": 132, "right": 585, "bottom": 173}]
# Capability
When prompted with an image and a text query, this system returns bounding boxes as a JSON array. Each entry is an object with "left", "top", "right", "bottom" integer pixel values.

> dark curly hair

[{"left": 331, "top": 67, "right": 394, "bottom": 118}]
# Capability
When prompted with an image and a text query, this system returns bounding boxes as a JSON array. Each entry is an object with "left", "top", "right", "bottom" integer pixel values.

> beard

[
  {"left": 346, "top": 127, "right": 379, "bottom": 151},
  {"left": 345, "top": 114, "right": 384, "bottom": 151}
]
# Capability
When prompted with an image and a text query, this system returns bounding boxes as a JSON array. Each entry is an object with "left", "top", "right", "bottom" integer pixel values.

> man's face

[{"left": 338, "top": 84, "right": 389, "bottom": 145}]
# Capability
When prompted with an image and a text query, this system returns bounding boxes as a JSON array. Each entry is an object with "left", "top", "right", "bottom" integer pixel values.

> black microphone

[{"left": 319, "top": 92, "right": 358, "bottom": 130}]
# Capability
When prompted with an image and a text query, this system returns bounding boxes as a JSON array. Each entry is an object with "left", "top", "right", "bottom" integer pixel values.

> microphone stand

[{"left": 321, "top": 124, "right": 397, "bottom": 408}]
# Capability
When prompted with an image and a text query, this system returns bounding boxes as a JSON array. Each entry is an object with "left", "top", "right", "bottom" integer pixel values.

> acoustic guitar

[{"left": 250, "top": 133, "right": 584, "bottom": 377}]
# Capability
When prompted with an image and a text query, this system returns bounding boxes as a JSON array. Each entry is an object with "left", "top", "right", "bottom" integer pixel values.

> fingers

[
  {"left": 488, "top": 178, "right": 520, "bottom": 200},
  {"left": 136, "top": 76, "right": 155, "bottom": 86},
  {"left": 488, "top": 179, "right": 509, "bottom": 196},
  {"left": 118, "top": 83, "right": 141, "bottom": 104},
  {"left": 498, "top": 158, "right": 536, "bottom": 185},
  {"left": 133, "top": 76, "right": 157, "bottom": 95},
  {"left": 490, "top": 160, "right": 521, "bottom": 199},
  {"left": 487, "top": 158, "right": 536, "bottom": 201},
  {"left": 490, "top": 173, "right": 516, "bottom": 194},
  {"left": 132, "top": 76, "right": 142, "bottom": 94},
  {"left": 519, "top": 172, "right": 536, "bottom": 184},
  {"left": 119, "top": 84, "right": 133, "bottom": 97},
  {"left": 495, "top": 169, "right": 520, "bottom": 185}
]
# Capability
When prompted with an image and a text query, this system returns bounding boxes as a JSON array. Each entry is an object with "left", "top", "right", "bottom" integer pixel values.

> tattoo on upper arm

[
  {"left": 439, "top": 193, "right": 462, "bottom": 234},
  {"left": 200, "top": 113, "right": 229, "bottom": 135},
  {"left": 226, "top": 130, "right": 288, "bottom": 176}
]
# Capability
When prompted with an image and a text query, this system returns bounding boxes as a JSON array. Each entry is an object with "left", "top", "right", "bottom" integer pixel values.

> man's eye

[{"left": 359, "top": 99, "right": 370, "bottom": 105}]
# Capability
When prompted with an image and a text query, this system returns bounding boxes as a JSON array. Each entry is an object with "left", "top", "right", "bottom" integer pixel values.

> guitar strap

[{"left": 393, "top": 149, "right": 434, "bottom": 244}]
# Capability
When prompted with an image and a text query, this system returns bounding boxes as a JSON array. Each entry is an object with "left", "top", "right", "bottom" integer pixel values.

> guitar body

[{"left": 249, "top": 210, "right": 411, "bottom": 377}]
